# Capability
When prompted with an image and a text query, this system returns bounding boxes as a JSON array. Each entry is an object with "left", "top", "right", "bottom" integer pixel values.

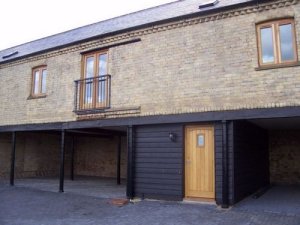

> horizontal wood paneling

[
  {"left": 214, "top": 123, "right": 223, "bottom": 205},
  {"left": 134, "top": 124, "right": 183, "bottom": 200},
  {"left": 214, "top": 122, "right": 234, "bottom": 206},
  {"left": 135, "top": 142, "right": 182, "bottom": 148},
  {"left": 134, "top": 147, "right": 181, "bottom": 153},
  {"left": 135, "top": 173, "right": 182, "bottom": 179},
  {"left": 135, "top": 152, "right": 182, "bottom": 158},
  {"left": 135, "top": 158, "right": 182, "bottom": 164},
  {"left": 134, "top": 122, "right": 233, "bottom": 204}
]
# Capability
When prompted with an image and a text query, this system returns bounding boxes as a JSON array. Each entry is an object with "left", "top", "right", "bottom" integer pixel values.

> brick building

[{"left": 0, "top": 0, "right": 299, "bottom": 207}]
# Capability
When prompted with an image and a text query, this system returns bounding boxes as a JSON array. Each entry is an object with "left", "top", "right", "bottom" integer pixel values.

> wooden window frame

[
  {"left": 256, "top": 19, "right": 298, "bottom": 68},
  {"left": 80, "top": 50, "right": 109, "bottom": 109},
  {"left": 30, "top": 66, "right": 47, "bottom": 98}
]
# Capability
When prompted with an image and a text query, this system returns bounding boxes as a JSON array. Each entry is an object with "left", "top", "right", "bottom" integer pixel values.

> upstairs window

[
  {"left": 31, "top": 66, "right": 47, "bottom": 96},
  {"left": 256, "top": 19, "right": 298, "bottom": 67},
  {"left": 81, "top": 50, "right": 109, "bottom": 109}
]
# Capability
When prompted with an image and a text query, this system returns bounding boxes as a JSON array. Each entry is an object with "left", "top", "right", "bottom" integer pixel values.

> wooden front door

[{"left": 185, "top": 125, "right": 215, "bottom": 199}]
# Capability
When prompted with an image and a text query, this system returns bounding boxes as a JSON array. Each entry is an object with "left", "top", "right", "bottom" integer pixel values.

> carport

[
  {"left": 0, "top": 126, "right": 128, "bottom": 199},
  {"left": 233, "top": 117, "right": 300, "bottom": 214}
]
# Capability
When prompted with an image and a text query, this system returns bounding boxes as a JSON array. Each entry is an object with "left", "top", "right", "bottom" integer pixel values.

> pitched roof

[{"left": 0, "top": 0, "right": 254, "bottom": 64}]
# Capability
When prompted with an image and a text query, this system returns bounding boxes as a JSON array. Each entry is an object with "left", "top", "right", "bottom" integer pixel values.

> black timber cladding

[
  {"left": 214, "top": 122, "right": 234, "bottom": 205},
  {"left": 133, "top": 122, "right": 227, "bottom": 203},
  {"left": 232, "top": 120, "right": 269, "bottom": 203},
  {"left": 134, "top": 124, "right": 183, "bottom": 200},
  {"left": 214, "top": 123, "right": 223, "bottom": 204}
]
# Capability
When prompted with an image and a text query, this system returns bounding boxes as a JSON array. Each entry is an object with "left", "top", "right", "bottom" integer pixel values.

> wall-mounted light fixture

[{"left": 169, "top": 132, "right": 176, "bottom": 142}]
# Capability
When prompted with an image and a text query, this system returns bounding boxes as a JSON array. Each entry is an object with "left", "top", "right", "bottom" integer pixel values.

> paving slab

[
  {"left": 13, "top": 177, "right": 126, "bottom": 199},
  {"left": 0, "top": 185, "right": 299, "bottom": 225}
]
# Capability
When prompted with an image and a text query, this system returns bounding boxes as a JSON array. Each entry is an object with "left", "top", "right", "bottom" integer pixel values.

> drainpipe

[
  {"left": 70, "top": 136, "right": 75, "bottom": 181},
  {"left": 59, "top": 129, "right": 65, "bottom": 192},
  {"left": 117, "top": 135, "right": 121, "bottom": 185},
  {"left": 10, "top": 131, "right": 16, "bottom": 186},
  {"left": 126, "top": 126, "right": 134, "bottom": 199},
  {"left": 222, "top": 120, "right": 229, "bottom": 208}
]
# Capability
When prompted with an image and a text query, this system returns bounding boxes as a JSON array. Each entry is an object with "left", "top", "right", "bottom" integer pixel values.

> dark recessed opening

[
  {"left": 2, "top": 51, "right": 19, "bottom": 59},
  {"left": 199, "top": 0, "right": 219, "bottom": 9}
]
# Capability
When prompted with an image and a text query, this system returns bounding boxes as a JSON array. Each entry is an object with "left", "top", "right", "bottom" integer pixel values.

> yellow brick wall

[
  {"left": 0, "top": 133, "right": 60, "bottom": 178},
  {"left": 0, "top": 133, "right": 127, "bottom": 179},
  {"left": 269, "top": 130, "right": 300, "bottom": 185},
  {"left": 0, "top": 0, "right": 299, "bottom": 126},
  {"left": 75, "top": 136, "right": 127, "bottom": 179}
]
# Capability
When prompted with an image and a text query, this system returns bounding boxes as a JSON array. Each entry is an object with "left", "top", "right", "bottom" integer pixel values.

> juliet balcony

[{"left": 74, "top": 75, "right": 111, "bottom": 115}]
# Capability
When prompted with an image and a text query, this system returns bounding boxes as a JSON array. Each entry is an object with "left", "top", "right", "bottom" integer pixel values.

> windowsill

[
  {"left": 255, "top": 61, "right": 300, "bottom": 71},
  {"left": 27, "top": 94, "right": 47, "bottom": 100},
  {"left": 74, "top": 106, "right": 141, "bottom": 115}
]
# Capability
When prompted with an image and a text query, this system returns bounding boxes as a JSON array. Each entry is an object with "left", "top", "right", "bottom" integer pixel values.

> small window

[
  {"left": 31, "top": 66, "right": 47, "bottom": 96},
  {"left": 256, "top": 19, "right": 298, "bottom": 67},
  {"left": 197, "top": 134, "right": 205, "bottom": 147}
]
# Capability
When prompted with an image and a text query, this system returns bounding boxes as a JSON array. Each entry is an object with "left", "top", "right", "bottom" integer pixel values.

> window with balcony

[
  {"left": 31, "top": 66, "right": 47, "bottom": 97},
  {"left": 256, "top": 19, "right": 298, "bottom": 68},
  {"left": 75, "top": 50, "right": 111, "bottom": 112}
]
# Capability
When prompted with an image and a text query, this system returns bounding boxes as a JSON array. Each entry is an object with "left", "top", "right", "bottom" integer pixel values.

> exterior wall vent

[
  {"left": 2, "top": 51, "right": 19, "bottom": 59},
  {"left": 199, "top": 0, "right": 219, "bottom": 9}
]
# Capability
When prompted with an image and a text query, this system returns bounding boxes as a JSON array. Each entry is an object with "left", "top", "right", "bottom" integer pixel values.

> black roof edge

[
  {"left": 0, "top": 106, "right": 299, "bottom": 132},
  {"left": 0, "top": 0, "right": 262, "bottom": 65}
]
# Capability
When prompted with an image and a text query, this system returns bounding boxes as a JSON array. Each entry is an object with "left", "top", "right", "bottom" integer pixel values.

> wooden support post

[
  {"left": 117, "top": 135, "right": 121, "bottom": 185},
  {"left": 70, "top": 136, "right": 75, "bottom": 181},
  {"left": 59, "top": 130, "right": 65, "bottom": 192},
  {"left": 222, "top": 121, "right": 229, "bottom": 208},
  {"left": 126, "top": 126, "right": 134, "bottom": 199},
  {"left": 10, "top": 131, "right": 16, "bottom": 186}
]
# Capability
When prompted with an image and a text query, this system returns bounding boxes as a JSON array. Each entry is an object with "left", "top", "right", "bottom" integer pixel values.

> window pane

[
  {"left": 85, "top": 80, "right": 93, "bottom": 104},
  {"left": 85, "top": 56, "right": 94, "bottom": 104},
  {"left": 86, "top": 56, "right": 94, "bottom": 78},
  {"left": 34, "top": 71, "right": 40, "bottom": 94},
  {"left": 280, "top": 24, "right": 294, "bottom": 61},
  {"left": 260, "top": 27, "right": 275, "bottom": 63},
  {"left": 99, "top": 54, "right": 107, "bottom": 76},
  {"left": 98, "top": 77, "right": 106, "bottom": 103},
  {"left": 41, "top": 69, "right": 47, "bottom": 93}
]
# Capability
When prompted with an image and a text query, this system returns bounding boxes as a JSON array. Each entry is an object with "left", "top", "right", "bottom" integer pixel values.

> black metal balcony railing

[{"left": 74, "top": 75, "right": 111, "bottom": 113}]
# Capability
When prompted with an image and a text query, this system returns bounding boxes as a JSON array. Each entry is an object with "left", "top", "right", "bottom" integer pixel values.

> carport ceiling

[
  {"left": 249, "top": 117, "right": 300, "bottom": 130},
  {"left": 66, "top": 128, "right": 126, "bottom": 136}
]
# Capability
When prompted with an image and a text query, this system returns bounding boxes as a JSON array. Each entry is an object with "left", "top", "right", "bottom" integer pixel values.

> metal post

[
  {"left": 126, "top": 126, "right": 134, "bottom": 198},
  {"left": 10, "top": 132, "right": 16, "bottom": 186},
  {"left": 70, "top": 136, "right": 75, "bottom": 181},
  {"left": 117, "top": 135, "right": 121, "bottom": 185},
  {"left": 59, "top": 130, "right": 65, "bottom": 192},
  {"left": 222, "top": 121, "right": 229, "bottom": 208}
]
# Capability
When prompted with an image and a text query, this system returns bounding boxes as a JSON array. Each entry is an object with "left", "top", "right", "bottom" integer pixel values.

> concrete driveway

[{"left": 0, "top": 185, "right": 299, "bottom": 225}]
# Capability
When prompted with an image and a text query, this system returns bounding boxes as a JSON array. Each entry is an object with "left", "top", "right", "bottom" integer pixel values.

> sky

[{"left": 0, "top": 0, "right": 176, "bottom": 51}]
